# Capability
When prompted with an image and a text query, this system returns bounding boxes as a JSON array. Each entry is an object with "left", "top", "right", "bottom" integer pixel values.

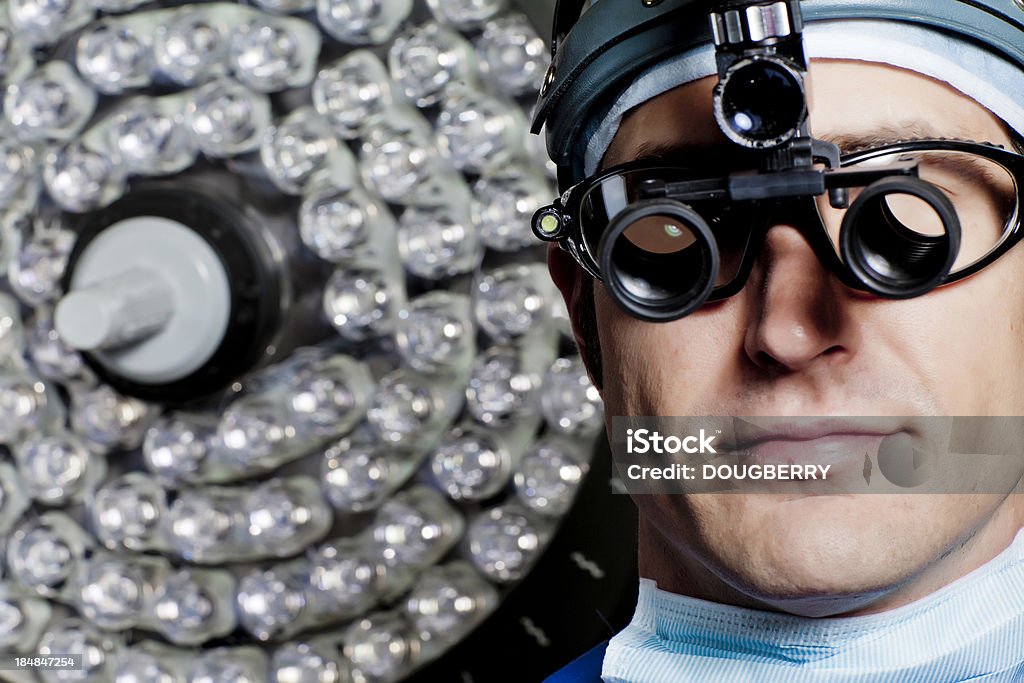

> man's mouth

[{"left": 724, "top": 418, "right": 901, "bottom": 466}]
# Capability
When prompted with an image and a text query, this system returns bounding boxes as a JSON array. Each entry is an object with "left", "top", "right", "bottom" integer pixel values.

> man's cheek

[{"left": 605, "top": 332, "right": 695, "bottom": 415}]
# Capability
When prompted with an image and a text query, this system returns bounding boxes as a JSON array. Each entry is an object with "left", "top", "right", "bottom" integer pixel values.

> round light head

[{"left": 713, "top": 56, "right": 807, "bottom": 149}]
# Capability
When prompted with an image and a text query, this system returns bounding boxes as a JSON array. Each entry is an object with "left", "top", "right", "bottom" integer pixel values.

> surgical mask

[{"left": 602, "top": 527, "right": 1024, "bottom": 682}]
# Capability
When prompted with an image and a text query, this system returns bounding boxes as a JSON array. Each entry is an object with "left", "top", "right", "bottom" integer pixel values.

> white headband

[{"left": 583, "top": 19, "right": 1024, "bottom": 176}]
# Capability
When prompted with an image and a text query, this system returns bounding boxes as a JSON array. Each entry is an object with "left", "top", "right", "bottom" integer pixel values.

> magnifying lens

[
  {"left": 839, "top": 176, "right": 961, "bottom": 298},
  {"left": 597, "top": 200, "right": 720, "bottom": 322}
]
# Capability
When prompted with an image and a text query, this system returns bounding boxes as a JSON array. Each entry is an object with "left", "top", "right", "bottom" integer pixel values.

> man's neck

[{"left": 638, "top": 495, "right": 1024, "bottom": 617}]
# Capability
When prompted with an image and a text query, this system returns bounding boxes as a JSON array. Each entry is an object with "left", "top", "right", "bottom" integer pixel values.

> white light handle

[{"left": 56, "top": 268, "right": 175, "bottom": 351}]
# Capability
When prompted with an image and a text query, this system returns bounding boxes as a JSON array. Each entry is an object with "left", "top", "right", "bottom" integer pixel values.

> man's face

[{"left": 562, "top": 60, "right": 1024, "bottom": 615}]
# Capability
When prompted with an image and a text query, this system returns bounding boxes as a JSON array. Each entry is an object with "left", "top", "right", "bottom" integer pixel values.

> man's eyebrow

[
  {"left": 602, "top": 139, "right": 744, "bottom": 170},
  {"left": 630, "top": 139, "right": 696, "bottom": 162},
  {"left": 824, "top": 121, "right": 983, "bottom": 154},
  {"left": 602, "top": 140, "right": 681, "bottom": 169}
]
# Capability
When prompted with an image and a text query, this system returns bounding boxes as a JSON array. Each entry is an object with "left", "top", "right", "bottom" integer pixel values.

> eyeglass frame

[{"left": 534, "top": 138, "right": 1024, "bottom": 301}]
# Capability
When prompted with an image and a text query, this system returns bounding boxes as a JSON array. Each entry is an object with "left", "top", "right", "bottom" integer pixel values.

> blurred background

[{"left": 0, "top": 0, "right": 638, "bottom": 680}]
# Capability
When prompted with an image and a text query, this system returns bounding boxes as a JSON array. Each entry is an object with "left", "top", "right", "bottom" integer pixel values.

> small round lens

[
  {"left": 598, "top": 200, "right": 719, "bottom": 321},
  {"left": 840, "top": 176, "right": 961, "bottom": 298},
  {"left": 716, "top": 58, "right": 805, "bottom": 148},
  {"left": 821, "top": 150, "right": 1018, "bottom": 274}
]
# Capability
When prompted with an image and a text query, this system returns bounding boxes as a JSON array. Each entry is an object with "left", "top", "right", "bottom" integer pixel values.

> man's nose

[{"left": 742, "top": 223, "right": 863, "bottom": 373}]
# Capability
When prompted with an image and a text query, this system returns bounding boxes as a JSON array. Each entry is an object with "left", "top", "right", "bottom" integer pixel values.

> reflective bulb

[
  {"left": 166, "top": 490, "right": 235, "bottom": 563},
  {"left": 323, "top": 443, "right": 389, "bottom": 512},
  {"left": 111, "top": 98, "right": 197, "bottom": 175},
  {"left": 514, "top": 436, "right": 590, "bottom": 516},
  {"left": 396, "top": 292, "right": 475, "bottom": 374},
  {"left": 397, "top": 204, "right": 481, "bottom": 280},
  {"left": 474, "top": 263, "right": 556, "bottom": 342},
  {"left": 323, "top": 262, "right": 405, "bottom": 342},
  {"left": 287, "top": 353, "right": 373, "bottom": 438},
  {"left": 343, "top": 611, "right": 417, "bottom": 683},
  {"left": 388, "top": 22, "right": 478, "bottom": 107},
  {"left": 185, "top": 78, "right": 272, "bottom": 157},
  {"left": 425, "top": 0, "right": 506, "bottom": 30},
  {"left": 307, "top": 538, "right": 379, "bottom": 618},
  {"left": 430, "top": 422, "right": 513, "bottom": 501},
  {"left": 322, "top": 435, "right": 419, "bottom": 512},
  {"left": 154, "top": 10, "right": 229, "bottom": 86},
  {"left": 153, "top": 568, "right": 236, "bottom": 645},
  {"left": 10, "top": 524, "right": 74, "bottom": 591},
  {"left": 467, "top": 504, "right": 549, "bottom": 583},
  {"left": 76, "top": 555, "right": 146, "bottom": 630},
  {"left": 541, "top": 356, "right": 604, "bottom": 436},
  {"left": 8, "top": 0, "right": 93, "bottom": 46},
  {"left": 4, "top": 61, "right": 97, "bottom": 144},
  {"left": 299, "top": 186, "right": 394, "bottom": 263},
  {"left": 261, "top": 107, "right": 352, "bottom": 195},
  {"left": 229, "top": 18, "right": 320, "bottom": 93},
  {"left": 37, "top": 619, "right": 118, "bottom": 683},
  {"left": 476, "top": 14, "right": 550, "bottom": 97},
  {"left": 316, "top": 0, "right": 412, "bottom": 45},
  {"left": 466, "top": 345, "right": 542, "bottom": 426},
  {"left": 76, "top": 21, "right": 154, "bottom": 94},
  {"left": 215, "top": 394, "right": 297, "bottom": 474},
  {"left": 436, "top": 85, "right": 526, "bottom": 174},
  {"left": 8, "top": 225, "right": 75, "bottom": 306},
  {"left": 405, "top": 562, "right": 498, "bottom": 655},
  {"left": 143, "top": 413, "right": 217, "bottom": 485},
  {"left": 360, "top": 130, "right": 450, "bottom": 205},
  {"left": 17, "top": 431, "right": 101, "bottom": 506},
  {"left": 367, "top": 369, "right": 461, "bottom": 449},
  {"left": 236, "top": 568, "right": 306, "bottom": 641},
  {"left": 90, "top": 473, "right": 166, "bottom": 551},
  {"left": 153, "top": 573, "right": 211, "bottom": 641},
  {"left": 69, "top": 384, "right": 153, "bottom": 451},
  {"left": 7, "top": 513, "right": 90, "bottom": 596},
  {"left": 0, "top": 370, "right": 59, "bottom": 444},
  {"left": 43, "top": 141, "right": 127, "bottom": 213},
  {"left": 313, "top": 51, "right": 394, "bottom": 139},
  {"left": 370, "top": 486, "right": 464, "bottom": 569},
  {"left": 471, "top": 164, "right": 552, "bottom": 251},
  {"left": 243, "top": 477, "right": 332, "bottom": 556}
]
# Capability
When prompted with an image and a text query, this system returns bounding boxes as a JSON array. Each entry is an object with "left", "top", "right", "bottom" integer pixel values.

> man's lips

[{"left": 725, "top": 418, "right": 902, "bottom": 450}]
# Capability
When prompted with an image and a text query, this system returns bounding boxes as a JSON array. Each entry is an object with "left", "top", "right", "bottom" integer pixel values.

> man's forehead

[{"left": 602, "top": 61, "right": 1012, "bottom": 170}]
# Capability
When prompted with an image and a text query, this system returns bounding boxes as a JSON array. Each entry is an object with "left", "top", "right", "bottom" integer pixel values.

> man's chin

[{"left": 690, "top": 493, "right": 950, "bottom": 616}]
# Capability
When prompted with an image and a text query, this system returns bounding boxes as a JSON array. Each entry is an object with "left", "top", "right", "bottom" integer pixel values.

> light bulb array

[{"left": 0, "top": 1, "right": 609, "bottom": 680}]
